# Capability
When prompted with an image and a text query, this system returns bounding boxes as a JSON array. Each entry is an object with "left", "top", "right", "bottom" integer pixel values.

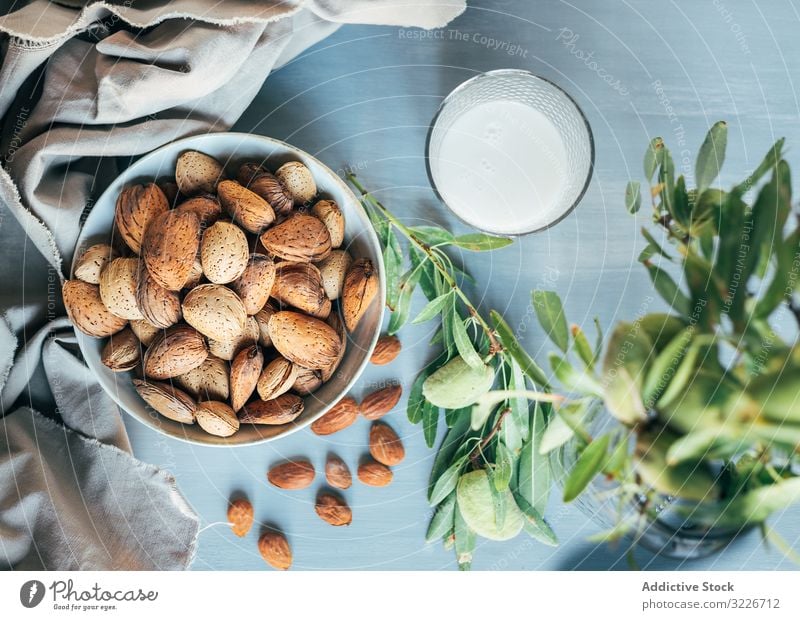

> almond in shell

[
  {"left": 176, "top": 355, "right": 230, "bottom": 401},
  {"left": 231, "top": 254, "right": 275, "bottom": 315},
  {"left": 258, "top": 531, "right": 292, "bottom": 570},
  {"left": 271, "top": 262, "right": 330, "bottom": 319},
  {"left": 357, "top": 459, "right": 393, "bottom": 487},
  {"left": 143, "top": 325, "right": 208, "bottom": 379},
  {"left": 101, "top": 327, "right": 141, "bottom": 371},
  {"left": 370, "top": 335, "right": 401, "bottom": 365},
  {"left": 325, "top": 455, "right": 352, "bottom": 489},
  {"left": 369, "top": 422, "right": 405, "bottom": 466},
  {"left": 227, "top": 498, "right": 254, "bottom": 537},
  {"left": 256, "top": 356, "right": 299, "bottom": 401},
  {"left": 254, "top": 301, "right": 279, "bottom": 348},
  {"left": 136, "top": 264, "right": 182, "bottom": 328},
  {"left": 360, "top": 384, "right": 402, "bottom": 420},
  {"left": 275, "top": 161, "right": 316, "bottom": 205},
  {"left": 174, "top": 194, "right": 222, "bottom": 227},
  {"left": 195, "top": 400, "right": 239, "bottom": 437},
  {"left": 267, "top": 460, "right": 315, "bottom": 489},
  {"left": 237, "top": 163, "right": 294, "bottom": 215},
  {"left": 74, "top": 243, "right": 117, "bottom": 284},
  {"left": 130, "top": 319, "right": 159, "bottom": 346},
  {"left": 267, "top": 311, "right": 341, "bottom": 370},
  {"left": 230, "top": 344, "right": 263, "bottom": 411},
  {"left": 182, "top": 283, "right": 247, "bottom": 341},
  {"left": 239, "top": 393, "right": 304, "bottom": 425},
  {"left": 141, "top": 209, "right": 201, "bottom": 291},
  {"left": 200, "top": 221, "right": 249, "bottom": 284},
  {"left": 316, "top": 250, "right": 352, "bottom": 300},
  {"left": 315, "top": 492, "right": 352, "bottom": 526},
  {"left": 114, "top": 183, "right": 169, "bottom": 254},
  {"left": 63, "top": 280, "right": 128, "bottom": 338},
  {"left": 133, "top": 378, "right": 196, "bottom": 424},
  {"left": 217, "top": 179, "right": 275, "bottom": 233},
  {"left": 311, "top": 199, "right": 345, "bottom": 248},
  {"left": 321, "top": 311, "right": 346, "bottom": 383},
  {"left": 98, "top": 257, "right": 143, "bottom": 320},
  {"left": 292, "top": 366, "right": 322, "bottom": 395},
  {"left": 310, "top": 396, "right": 358, "bottom": 436},
  {"left": 208, "top": 315, "right": 258, "bottom": 361},
  {"left": 259, "top": 213, "right": 331, "bottom": 263},
  {"left": 183, "top": 258, "right": 204, "bottom": 289},
  {"left": 175, "top": 150, "right": 223, "bottom": 195},
  {"left": 342, "top": 258, "right": 379, "bottom": 332}
]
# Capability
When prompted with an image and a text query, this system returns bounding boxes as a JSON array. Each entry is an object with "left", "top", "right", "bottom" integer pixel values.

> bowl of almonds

[{"left": 65, "top": 133, "right": 384, "bottom": 445}]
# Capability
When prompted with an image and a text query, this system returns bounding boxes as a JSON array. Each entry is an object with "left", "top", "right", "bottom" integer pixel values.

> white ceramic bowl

[{"left": 71, "top": 133, "right": 385, "bottom": 446}]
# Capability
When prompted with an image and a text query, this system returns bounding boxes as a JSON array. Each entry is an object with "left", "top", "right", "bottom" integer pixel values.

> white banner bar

[{"left": 1, "top": 571, "right": 796, "bottom": 619}]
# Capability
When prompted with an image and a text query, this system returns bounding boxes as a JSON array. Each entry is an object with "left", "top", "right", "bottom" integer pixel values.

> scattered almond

[
  {"left": 258, "top": 530, "right": 292, "bottom": 570},
  {"left": 369, "top": 422, "right": 405, "bottom": 466},
  {"left": 267, "top": 460, "right": 315, "bottom": 489},
  {"left": 370, "top": 335, "right": 401, "bottom": 365},
  {"left": 315, "top": 492, "right": 352, "bottom": 526},
  {"left": 310, "top": 396, "right": 358, "bottom": 435},
  {"left": 360, "top": 384, "right": 402, "bottom": 420},
  {"left": 227, "top": 498, "right": 254, "bottom": 537},
  {"left": 325, "top": 455, "right": 352, "bottom": 490},
  {"left": 357, "top": 459, "right": 393, "bottom": 487}
]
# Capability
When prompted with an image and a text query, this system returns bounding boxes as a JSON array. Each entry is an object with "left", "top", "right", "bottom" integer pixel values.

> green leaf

[
  {"left": 429, "top": 459, "right": 464, "bottom": 506},
  {"left": 641, "top": 326, "right": 693, "bottom": 408},
  {"left": 672, "top": 175, "right": 691, "bottom": 226},
  {"left": 601, "top": 322, "right": 653, "bottom": 425},
  {"left": 471, "top": 390, "right": 563, "bottom": 432},
  {"left": 603, "top": 433, "right": 630, "bottom": 476},
  {"left": 715, "top": 478, "right": 800, "bottom": 526},
  {"left": 426, "top": 492, "right": 456, "bottom": 542},
  {"left": 733, "top": 138, "right": 785, "bottom": 195},
  {"left": 593, "top": 317, "right": 604, "bottom": 360},
  {"left": 383, "top": 233, "right": 403, "bottom": 310},
  {"left": 532, "top": 290, "right": 570, "bottom": 353},
  {"left": 571, "top": 324, "right": 596, "bottom": 370},
  {"left": 539, "top": 412, "right": 575, "bottom": 454},
  {"left": 409, "top": 225, "right": 455, "bottom": 247},
  {"left": 422, "top": 400, "right": 439, "bottom": 448},
  {"left": 548, "top": 353, "right": 603, "bottom": 397},
  {"left": 625, "top": 181, "right": 642, "bottom": 214},
  {"left": 412, "top": 292, "right": 452, "bottom": 324},
  {"left": 643, "top": 261, "right": 691, "bottom": 316},
  {"left": 409, "top": 248, "right": 437, "bottom": 301},
  {"left": 453, "top": 502, "right": 476, "bottom": 570},
  {"left": 387, "top": 267, "right": 420, "bottom": 335},
  {"left": 408, "top": 353, "right": 447, "bottom": 424},
  {"left": 658, "top": 147, "right": 676, "bottom": 216},
  {"left": 491, "top": 310, "right": 550, "bottom": 388},
  {"left": 428, "top": 412, "right": 472, "bottom": 500},
  {"left": 452, "top": 233, "right": 513, "bottom": 252},
  {"left": 451, "top": 314, "right": 483, "bottom": 370},
  {"left": 562, "top": 434, "right": 610, "bottom": 502},
  {"left": 656, "top": 340, "right": 702, "bottom": 409},
  {"left": 494, "top": 442, "right": 515, "bottom": 491},
  {"left": 644, "top": 137, "right": 665, "bottom": 181},
  {"left": 641, "top": 228, "right": 672, "bottom": 261},
  {"left": 517, "top": 404, "right": 551, "bottom": 514},
  {"left": 513, "top": 492, "right": 558, "bottom": 546},
  {"left": 695, "top": 121, "right": 728, "bottom": 192}
]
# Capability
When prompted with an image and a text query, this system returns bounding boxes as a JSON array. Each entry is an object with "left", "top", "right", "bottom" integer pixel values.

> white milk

[{"left": 431, "top": 100, "right": 569, "bottom": 234}]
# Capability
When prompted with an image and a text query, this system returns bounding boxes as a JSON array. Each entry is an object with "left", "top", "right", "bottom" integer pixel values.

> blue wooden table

[{"left": 126, "top": 0, "right": 800, "bottom": 570}]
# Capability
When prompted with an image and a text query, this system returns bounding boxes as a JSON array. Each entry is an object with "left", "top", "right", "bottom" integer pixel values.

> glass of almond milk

[{"left": 427, "top": 70, "right": 594, "bottom": 235}]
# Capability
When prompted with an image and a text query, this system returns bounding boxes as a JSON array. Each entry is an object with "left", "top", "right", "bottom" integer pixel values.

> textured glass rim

[{"left": 425, "top": 69, "right": 596, "bottom": 237}]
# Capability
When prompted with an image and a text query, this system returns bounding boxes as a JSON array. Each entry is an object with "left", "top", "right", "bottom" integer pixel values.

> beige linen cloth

[{"left": 0, "top": 0, "right": 465, "bottom": 569}]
